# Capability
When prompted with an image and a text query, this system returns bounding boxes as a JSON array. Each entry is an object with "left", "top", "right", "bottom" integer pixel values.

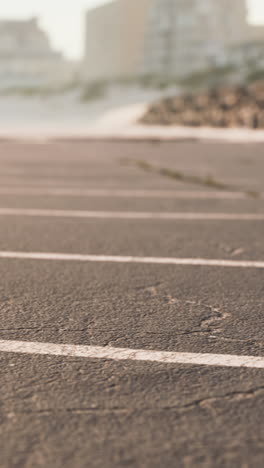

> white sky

[{"left": 0, "top": 0, "right": 263, "bottom": 59}]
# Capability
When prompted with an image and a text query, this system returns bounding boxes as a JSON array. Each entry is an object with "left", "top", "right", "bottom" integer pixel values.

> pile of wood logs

[{"left": 140, "top": 81, "right": 264, "bottom": 129}]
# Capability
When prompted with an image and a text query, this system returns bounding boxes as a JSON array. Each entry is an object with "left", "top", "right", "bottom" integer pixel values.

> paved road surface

[{"left": 0, "top": 140, "right": 263, "bottom": 467}]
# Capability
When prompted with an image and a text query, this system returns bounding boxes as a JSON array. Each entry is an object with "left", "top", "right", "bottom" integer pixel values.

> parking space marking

[
  {"left": 0, "top": 340, "right": 263, "bottom": 369},
  {"left": 0, "top": 187, "right": 260, "bottom": 199},
  {"left": 0, "top": 208, "right": 264, "bottom": 221},
  {"left": 0, "top": 251, "right": 264, "bottom": 268}
]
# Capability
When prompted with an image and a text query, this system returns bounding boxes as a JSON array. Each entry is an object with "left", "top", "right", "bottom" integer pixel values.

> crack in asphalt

[
  {"left": 1, "top": 287, "right": 262, "bottom": 349},
  {"left": 3, "top": 385, "right": 264, "bottom": 418},
  {"left": 178, "top": 386, "right": 264, "bottom": 413},
  {"left": 145, "top": 285, "right": 231, "bottom": 336},
  {"left": 118, "top": 158, "right": 232, "bottom": 190},
  {"left": 118, "top": 158, "right": 261, "bottom": 197}
]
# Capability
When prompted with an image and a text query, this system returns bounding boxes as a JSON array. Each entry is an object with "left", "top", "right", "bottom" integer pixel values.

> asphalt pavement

[{"left": 0, "top": 139, "right": 263, "bottom": 468}]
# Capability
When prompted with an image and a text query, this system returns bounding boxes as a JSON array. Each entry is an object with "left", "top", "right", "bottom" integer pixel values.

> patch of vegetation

[
  {"left": 246, "top": 68, "right": 264, "bottom": 83},
  {"left": 181, "top": 65, "right": 236, "bottom": 90},
  {"left": 121, "top": 157, "right": 260, "bottom": 198},
  {"left": 0, "top": 86, "right": 53, "bottom": 97},
  {"left": 0, "top": 80, "right": 80, "bottom": 97},
  {"left": 138, "top": 74, "right": 179, "bottom": 90},
  {"left": 81, "top": 81, "right": 107, "bottom": 101},
  {"left": 119, "top": 158, "right": 232, "bottom": 191},
  {"left": 245, "top": 190, "right": 261, "bottom": 199},
  {"left": 94, "top": 74, "right": 180, "bottom": 91},
  {"left": 159, "top": 167, "right": 184, "bottom": 180}
]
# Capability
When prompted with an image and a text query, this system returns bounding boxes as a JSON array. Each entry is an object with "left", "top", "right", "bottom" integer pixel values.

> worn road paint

[
  {"left": 0, "top": 340, "right": 263, "bottom": 369},
  {"left": 0, "top": 251, "right": 264, "bottom": 268},
  {"left": 0, "top": 187, "right": 259, "bottom": 199},
  {"left": 0, "top": 208, "right": 264, "bottom": 221}
]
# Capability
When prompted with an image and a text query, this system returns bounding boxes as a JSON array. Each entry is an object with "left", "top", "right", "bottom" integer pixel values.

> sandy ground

[
  {"left": 0, "top": 86, "right": 162, "bottom": 136},
  {"left": 1, "top": 85, "right": 264, "bottom": 142}
]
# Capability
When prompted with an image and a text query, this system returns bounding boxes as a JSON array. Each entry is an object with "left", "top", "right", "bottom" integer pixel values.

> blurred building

[
  {"left": 247, "top": 24, "right": 264, "bottom": 41},
  {"left": 143, "top": 0, "right": 249, "bottom": 76},
  {"left": 83, "top": 0, "right": 264, "bottom": 81},
  {"left": 84, "top": 0, "right": 151, "bottom": 81},
  {"left": 0, "top": 18, "right": 73, "bottom": 89},
  {"left": 227, "top": 40, "right": 264, "bottom": 71}
]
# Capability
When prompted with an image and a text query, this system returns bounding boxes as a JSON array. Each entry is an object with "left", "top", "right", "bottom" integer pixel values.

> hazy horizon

[{"left": 0, "top": 0, "right": 264, "bottom": 60}]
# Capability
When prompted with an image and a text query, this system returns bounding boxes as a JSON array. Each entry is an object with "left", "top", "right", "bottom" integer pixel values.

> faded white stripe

[
  {"left": 0, "top": 251, "right": 263, "bottom": 269},
  {"left": 0, "top": 340, "right": 263, "bottom": 369},
  {"left": 0, "top": 208, "right": 264, "bottom": 221},
  {"left": 0, "top": 187, "right": 258, "bottom": 200}
]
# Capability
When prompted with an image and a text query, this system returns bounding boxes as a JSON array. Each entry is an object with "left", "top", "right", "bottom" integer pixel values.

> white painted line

[
  {"left": 1, "top": 118, "right": 264, "bottom": 142},
  {"left": 0, "top": 340, "right": 263, "bottom": 369},
  {"left": 0, "top": 137, "right": 50, "bottom": 144},
  {"left": 0, "top": 251, "right": 264, "bottom": 269},
  {"left": 0, "top": 187, "right": 259, "bottom": 200},
  {"left": 0, "top": 207, "right": 264, "bottom": 221}
]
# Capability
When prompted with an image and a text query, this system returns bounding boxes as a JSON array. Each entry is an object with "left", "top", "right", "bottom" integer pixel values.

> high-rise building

[
  {"left": 83, "top": 0, "right": 263, "bottom": 81},
  {"left": 143, "top": 0, "right": 249, "bottom": 76}
]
